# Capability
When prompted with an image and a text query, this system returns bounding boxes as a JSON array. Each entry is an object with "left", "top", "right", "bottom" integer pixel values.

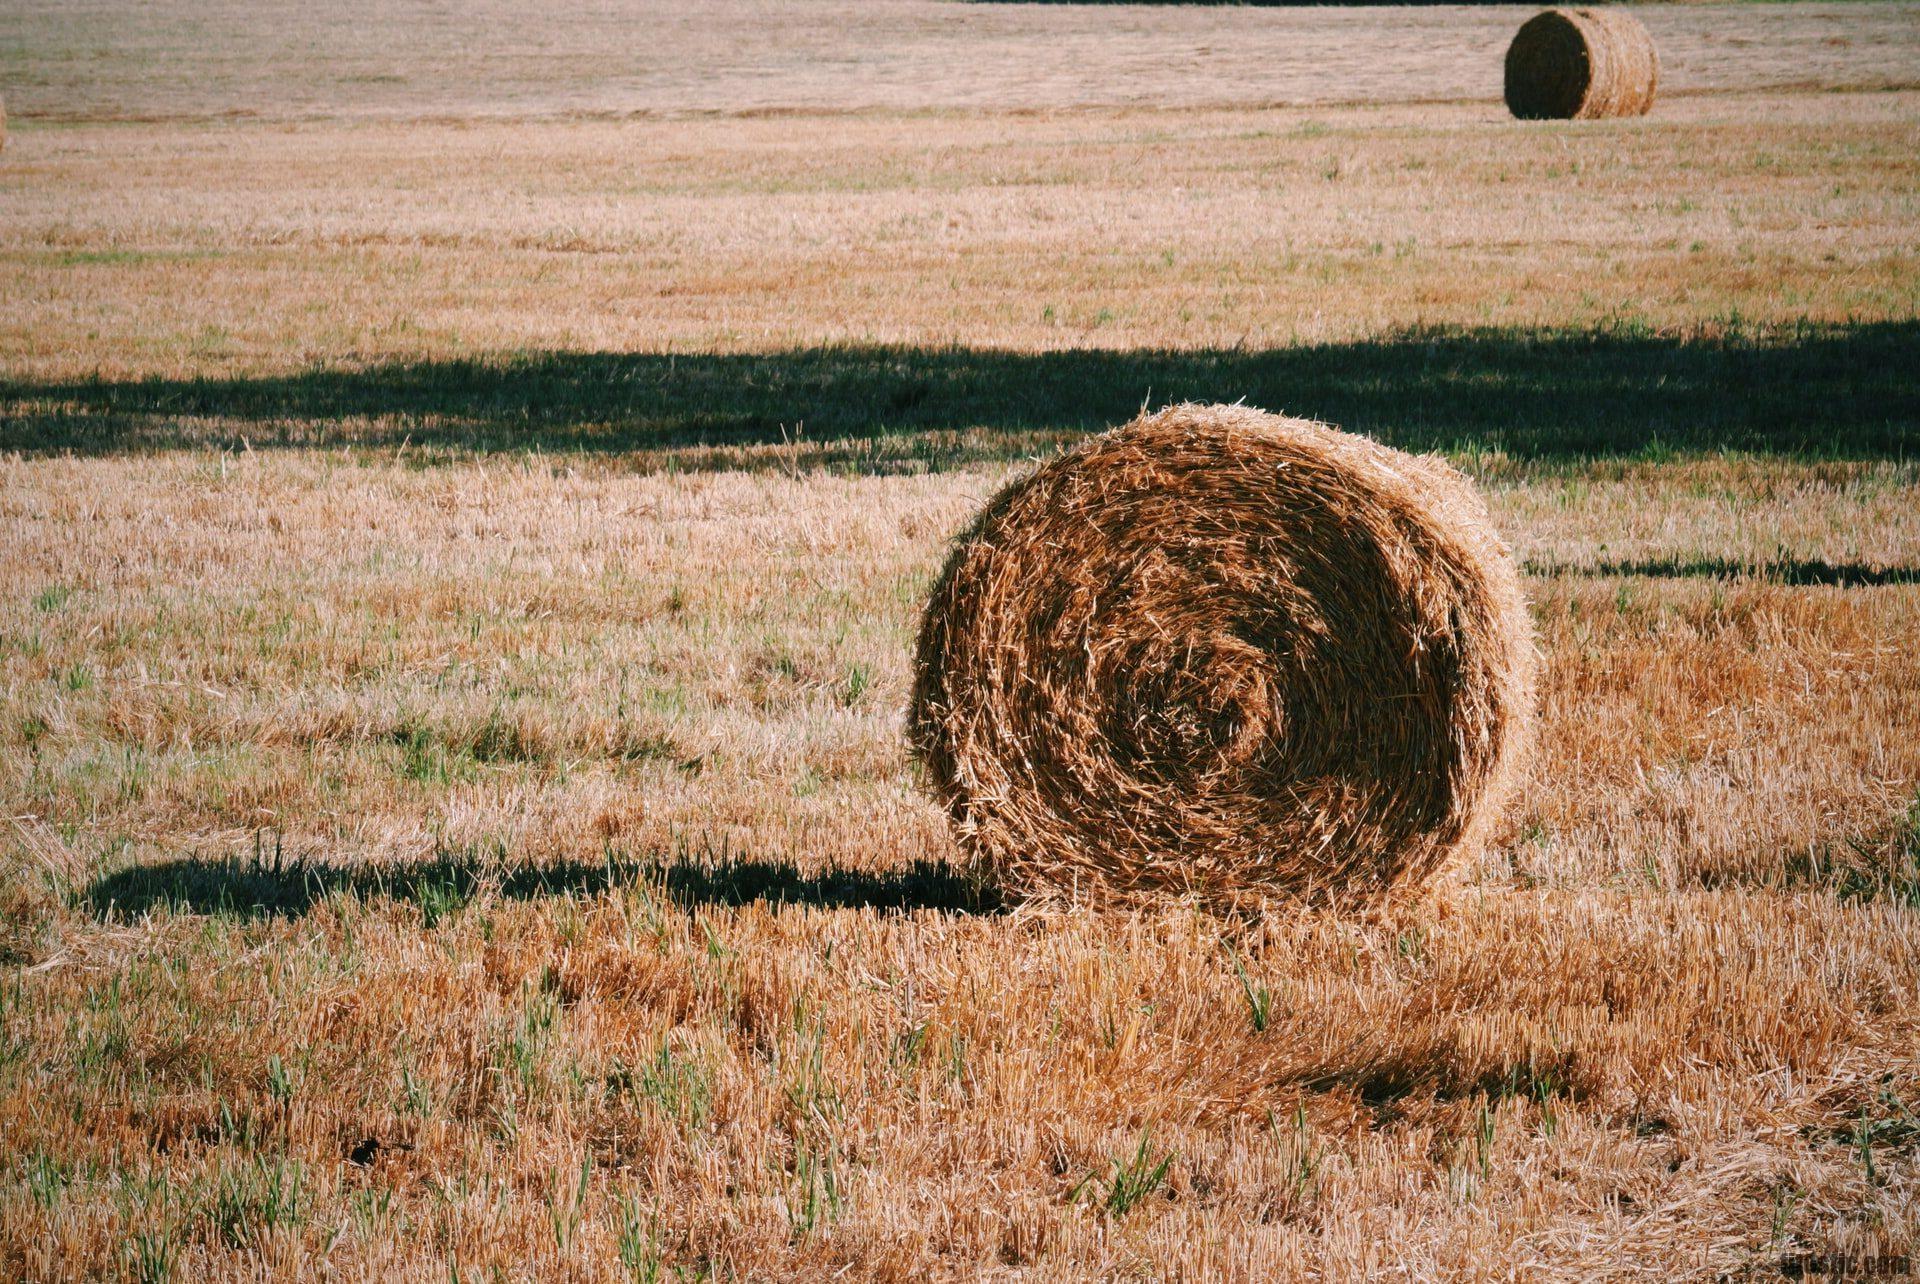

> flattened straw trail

[
  {"left": 1505, "top": 8, "right": 1659, "bottom": 121},
  {"left": 910, "top": 404, "right": 1537, "bottom": 913}
]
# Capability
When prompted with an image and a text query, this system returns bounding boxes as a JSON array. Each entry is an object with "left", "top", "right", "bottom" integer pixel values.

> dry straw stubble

[
  {"left": 1505, "top": 7, "right": 1660, "bottom": 121},
  {"left": 910, "top": 404, "right": 1538, "bottom": 914}
]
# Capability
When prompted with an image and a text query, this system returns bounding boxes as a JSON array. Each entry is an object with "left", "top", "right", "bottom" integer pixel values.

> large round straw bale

[
  {"left": 909, "top": 404, "right": 1536, "bottom": 913},
  {"left": 1504, "top": 8, "right": 1658, "bottom": 120}
]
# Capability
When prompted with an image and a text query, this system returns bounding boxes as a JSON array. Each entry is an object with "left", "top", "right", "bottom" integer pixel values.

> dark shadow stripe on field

[
  {"left": 4, "top": 321, "right": 1917, "bottom": 464},
  {"left": 1525, "top": 557, "right": 1920, "bottom": 587},
  {"left": 82, "top": 851, "right": 1002, "bottom": 922}
]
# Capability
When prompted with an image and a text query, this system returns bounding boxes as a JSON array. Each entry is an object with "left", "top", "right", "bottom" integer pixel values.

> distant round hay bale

[
  {"left": 909, "top": 404, "right": 1536, "bottom": 913},
  {"left": 1504, "top": 8, "right": 1658, "bottom": 121}
]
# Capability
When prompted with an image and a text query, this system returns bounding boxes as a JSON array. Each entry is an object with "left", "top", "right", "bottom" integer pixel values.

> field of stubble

[{"left": 3, "top": 2, "right": 1920, "bottom": 1279}]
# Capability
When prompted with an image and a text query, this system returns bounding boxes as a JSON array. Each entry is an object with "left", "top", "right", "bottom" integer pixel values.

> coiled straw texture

[
  {"left": 1504, "top": 8, "right": 1659, "bottom": 121},
  {"left": 910, "top": 404, "right": 1536, "bottom": 913}
]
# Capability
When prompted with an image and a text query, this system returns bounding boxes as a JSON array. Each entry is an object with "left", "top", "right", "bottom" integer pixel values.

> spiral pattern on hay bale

[
  {"left": 1504, "top": 8, "right": 1658, "bottom": 121},
  {"left": 909, "top": 404, "right": 1536, "bottom": 913}
]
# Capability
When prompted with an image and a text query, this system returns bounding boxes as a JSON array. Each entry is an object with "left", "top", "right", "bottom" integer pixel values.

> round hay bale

[
  {"left": 909, "top": 404, "right": 1536, "bottom": 913},
  {"left": 1504, "top": 8, "right": 1658, "bottom": 121}
]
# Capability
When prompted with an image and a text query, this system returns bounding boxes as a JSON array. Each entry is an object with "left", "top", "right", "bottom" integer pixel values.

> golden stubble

[
  {"left": 2, "top": 7, "right": 1918, "bottom": 1273},
  {"left": 3, "top": 92, "right": 1918, "bottom": 379},
  {"left": 2, "top": 449, "right": 1917, "bottom": 1279}
]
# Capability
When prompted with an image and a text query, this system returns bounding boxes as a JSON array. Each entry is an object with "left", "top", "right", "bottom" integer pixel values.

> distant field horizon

[{"left": 4, "top": 1, "right": 1919, "bottom": 122}]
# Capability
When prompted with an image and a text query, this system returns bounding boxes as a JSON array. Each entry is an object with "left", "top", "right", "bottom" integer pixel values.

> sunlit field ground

[{"left": 3, "top": 2, "right": 1920, "bottom": 1279}]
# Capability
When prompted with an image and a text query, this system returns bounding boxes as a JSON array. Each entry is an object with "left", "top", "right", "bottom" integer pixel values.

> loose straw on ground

[
  {"left": 1505, "top": 8, "right": 1659, "bottom": 121},
  {"left": 910, "top": 403, "right": 1537, "bottom": 913}
]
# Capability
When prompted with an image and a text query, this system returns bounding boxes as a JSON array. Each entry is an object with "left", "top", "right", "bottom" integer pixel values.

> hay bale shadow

[
  {"left": 1524, "top": 556, "right": 1920, "bottom": 587},
  {"left": 81, "top": 849, "right": 1003, "bottom": 923}
]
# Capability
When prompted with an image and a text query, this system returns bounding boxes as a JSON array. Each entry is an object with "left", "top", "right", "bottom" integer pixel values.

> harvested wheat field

[{"left": 2, "top": 1, "right": 1919, "bottom": 1280}]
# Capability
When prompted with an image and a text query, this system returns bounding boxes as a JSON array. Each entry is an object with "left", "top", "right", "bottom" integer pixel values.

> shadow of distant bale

[
  {"left": 4, "top": 322, "right": 1917, "bottom": 464},
  {"left": 1525, "top": 556, "right": 1920, "bottom": 588}
]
